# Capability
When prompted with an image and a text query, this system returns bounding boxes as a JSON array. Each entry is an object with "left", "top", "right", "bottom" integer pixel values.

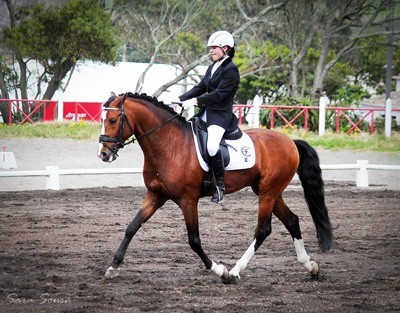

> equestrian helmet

[{"left": 207, "top": 31, "right": 234, "bottom": 48}]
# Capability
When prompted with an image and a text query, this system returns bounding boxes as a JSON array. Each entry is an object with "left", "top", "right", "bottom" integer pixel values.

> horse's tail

[{"left": 294, "top": 139, "right": 333, "bottom": 252}]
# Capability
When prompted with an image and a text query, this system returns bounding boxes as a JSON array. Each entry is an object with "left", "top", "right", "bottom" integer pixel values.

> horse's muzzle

[
  {"left": 98, "top": 149, "right": 117, "bottom": 163},
  {"left": 98, "top": 136, "right": 121, "bottom": 163},
  {"left": 98, "top": 141, "right": 119, "bottom": 163}
]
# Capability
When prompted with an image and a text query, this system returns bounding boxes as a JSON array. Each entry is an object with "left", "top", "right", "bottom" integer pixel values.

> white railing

[
  {"left": 0, "top": 160, "right": 399, "bottom": 190},
  {"left": 0, "top": 166, "right": 144, "bottom": 190},
  {"left": 321, "top": 160, "right": 400, "bottom": 187}
]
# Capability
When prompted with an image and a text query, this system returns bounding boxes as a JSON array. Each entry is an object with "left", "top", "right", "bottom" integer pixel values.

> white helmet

[{"left": 207, "top": 31, "right": 234, "bottom": 48}]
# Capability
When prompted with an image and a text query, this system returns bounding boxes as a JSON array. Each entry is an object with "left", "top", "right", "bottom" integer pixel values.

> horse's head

[
  {"left": 98, "top": 91, "right": 186, "bottom": 163},
  {"left": 97, "top": 92, "right": 134, "bottom": 163}
]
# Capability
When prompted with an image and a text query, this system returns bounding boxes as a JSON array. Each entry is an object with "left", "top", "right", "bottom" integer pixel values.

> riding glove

[{"left": 182, "top": 99, "right": 196, "bottom": 110}]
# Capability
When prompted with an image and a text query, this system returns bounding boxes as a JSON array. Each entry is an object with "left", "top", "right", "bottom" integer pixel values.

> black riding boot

[{"left": 210, "top": 149, "right": 225, "bottom": 203}]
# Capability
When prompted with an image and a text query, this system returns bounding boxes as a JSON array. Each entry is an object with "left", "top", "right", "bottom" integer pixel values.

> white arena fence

[
  {"left": 0, "top": 161, "right": 399, "bottom": 190},
  {"left": 0, "top": 167, "right": 144, "bottom": 190}
]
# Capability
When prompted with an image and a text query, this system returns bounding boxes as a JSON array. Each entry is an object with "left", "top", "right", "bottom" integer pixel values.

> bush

[{"left": 374, "top": 117, "right": 400, "bottom": 134}]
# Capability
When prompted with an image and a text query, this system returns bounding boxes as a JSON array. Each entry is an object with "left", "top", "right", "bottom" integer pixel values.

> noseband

[
  {"left": 99, "top": 96, "right": 181, "bottom": 156},
  {"left": 99, "top": 100, "right": 135, "bottom": 155}
]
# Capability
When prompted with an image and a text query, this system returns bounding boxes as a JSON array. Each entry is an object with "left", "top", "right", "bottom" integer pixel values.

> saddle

[{"left": 190, "top": 116, "right": 243, "bottom": 168}]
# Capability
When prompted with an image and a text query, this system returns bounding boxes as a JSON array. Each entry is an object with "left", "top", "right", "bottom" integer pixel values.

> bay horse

[{"left": 98, "top": 92, "right": 333, "bottom": 284}]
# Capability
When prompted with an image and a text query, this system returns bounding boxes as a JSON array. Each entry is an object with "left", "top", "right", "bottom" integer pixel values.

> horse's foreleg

[
  {"left": 228, "top": 195, "right": 274, "bottom": 282},
  {"left": 105, "top": 193, "right": 166, "bottom": 278},
  {"left": 273, "top": 197, "right": 319, "bottom": 277},
  {"left": 181, "top": 202, "right": 229, "bottom": 282},
  {"left": 187, "top": 223, "right": 229, "bottom": 280}
]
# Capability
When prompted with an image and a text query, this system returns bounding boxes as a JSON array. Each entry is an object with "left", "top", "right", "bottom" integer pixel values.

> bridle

[{"left": 99, "top": 95, "right": 181, "bottom": 156}]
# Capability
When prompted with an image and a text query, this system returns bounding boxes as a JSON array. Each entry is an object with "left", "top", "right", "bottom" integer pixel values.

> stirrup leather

[{"left": 211, "top": 186, "right": 225, "bottom": 203}]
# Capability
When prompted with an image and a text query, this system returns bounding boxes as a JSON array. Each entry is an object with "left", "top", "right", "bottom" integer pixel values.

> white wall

[
  {"left": 12, "top": 60, "right": 203, "bottom": 104},
  {"left": 53, "top": 61, "right": 207, "bottom": 104}
]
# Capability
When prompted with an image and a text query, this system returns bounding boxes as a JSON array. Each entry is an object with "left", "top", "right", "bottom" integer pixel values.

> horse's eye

[{"left": 109, "top": 118, "right": 117, "bottom": 125}]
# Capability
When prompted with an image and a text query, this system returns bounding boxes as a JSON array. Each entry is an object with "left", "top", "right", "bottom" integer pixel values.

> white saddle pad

[{"left": 191, "top": 123, "right": 256, "bottom": 172}]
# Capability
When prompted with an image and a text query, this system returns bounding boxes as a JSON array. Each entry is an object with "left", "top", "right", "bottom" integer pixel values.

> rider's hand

[{"left": 182, "top": 99, "right": 196, "bottom": 110}]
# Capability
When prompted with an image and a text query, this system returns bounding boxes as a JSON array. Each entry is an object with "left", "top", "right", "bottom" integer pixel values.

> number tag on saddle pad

[{"left": 190, "top": 121, "right": 256, "bottom": 172}]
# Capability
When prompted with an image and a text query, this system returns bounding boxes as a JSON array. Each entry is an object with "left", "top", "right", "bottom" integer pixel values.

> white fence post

[
  {"left": 57, "top": 96, "right": 64, "bottom": 122},
  {"left": 356, "top": 160, "right": 369, "bottom": 187},
  {"left": 46, "top": 166, "right": 60, "bottom": 190},
  {"left": 385, "top": 98, "right": 392, "bottom": 138},
  {"left": 253, "top": 95, "right": 261, "bottom": 128},
  {"left": 319, "top": 96, "right": 327, "bottom": 136}
]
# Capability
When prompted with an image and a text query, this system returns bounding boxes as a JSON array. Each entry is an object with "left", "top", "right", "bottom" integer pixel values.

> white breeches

[
  {"left": 199, "top": 111, "right": 225, "bottom": 157},
  {"left": 207, "top": 125, "right": 225, "bottom": 156}
]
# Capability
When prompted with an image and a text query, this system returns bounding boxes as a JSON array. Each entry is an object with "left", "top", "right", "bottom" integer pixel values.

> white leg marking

[
  {"left": 211, "top": 261, "right": 228, "bottom": 278},
  {"left": 105, "top": 266, "right": 120, "bottom": 278},
  {"left": 229, "top": 239, "right": 256, "bottom": 278},
  {"left": 294, "top": 238, "right": 319, "bottom": 275}
]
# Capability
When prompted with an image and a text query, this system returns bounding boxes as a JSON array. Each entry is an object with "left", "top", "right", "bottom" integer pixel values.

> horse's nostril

[{"left": 100, "top": 151, "right": 108, "bottom": 160}]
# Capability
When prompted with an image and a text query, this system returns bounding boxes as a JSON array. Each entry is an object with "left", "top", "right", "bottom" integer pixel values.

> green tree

[
  {"left": 262, "top": 0, "right": 400, "bottom": 99},
  {"left": 0, "top": 0, "right": 119, "bottom": 122},
  {"left": 309, "top": 0, "right": 400, "bottom": 97},
  {"left": 352, "top": 36, "right": 400, "bottom": 93},
  {"left": 110, "top": 0, "right": 286, "bottom": 97},
  {"left": 235, "top": 40, "right": 291, "bottom": 102}
]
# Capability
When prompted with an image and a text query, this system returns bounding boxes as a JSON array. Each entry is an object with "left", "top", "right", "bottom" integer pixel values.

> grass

[
  {"left": 0, "top": 121, "right": 100, "bottom": 141},
  {"left": 1, "top": 121, "right": 399, "bottom": 152},
  {"left": 285, "top": 129, "right": 400, "bottom": 152}
]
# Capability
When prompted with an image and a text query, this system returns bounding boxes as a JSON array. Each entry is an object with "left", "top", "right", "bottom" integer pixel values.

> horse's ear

[
  {"left": 110, "top": 91, "right": 123, "bottom": 109},
  {"left": 116, "top": 93, "right": 128, "bottom": 109}
]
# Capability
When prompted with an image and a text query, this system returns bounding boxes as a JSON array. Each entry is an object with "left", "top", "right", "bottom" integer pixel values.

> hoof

[
  {"left": 309, "top": 261, "right": 319, "bottom": 279},
  {"left": 222, "top": 274, "right": 240, "bottom": 285},
  {"left": 211, "top": 262, "right": 229, "bottom": 279},
  {"left": 311, "top": 272, "right": 319, "bottom": 279},
  {"left": 105, "top": 266, "right": 120, "bottom": 278}
]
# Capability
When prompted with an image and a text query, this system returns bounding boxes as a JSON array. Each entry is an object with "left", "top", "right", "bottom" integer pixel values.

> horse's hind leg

[
  {"left": 273, "top": 196, "right": 319, "bottom": 277},
  {"left": 105, "top": 192, "right": 166, "bottom": 278},
  {"left": 228, "top": 194, "right": 275, "bottom": 282}
]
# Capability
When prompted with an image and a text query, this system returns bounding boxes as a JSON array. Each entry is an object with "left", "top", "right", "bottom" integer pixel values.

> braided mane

[{"left": 123, "top": 92, "right": 187, "bottom": 124}]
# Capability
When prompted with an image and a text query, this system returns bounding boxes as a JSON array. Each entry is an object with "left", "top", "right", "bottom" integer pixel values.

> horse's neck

[
  {"left": 131, "top": 105, "right": 195, "bottom": 183},
  {"left": 132, "top": 106, "right": 189, "bottom": 160},
  {"left": 137, "top": 125, "right": 188, "bottom": 169}
]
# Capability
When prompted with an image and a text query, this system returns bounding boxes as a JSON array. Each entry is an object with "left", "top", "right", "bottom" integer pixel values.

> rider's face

[{"left": 209, "top": 46, "right": 226, "bottom": 61}]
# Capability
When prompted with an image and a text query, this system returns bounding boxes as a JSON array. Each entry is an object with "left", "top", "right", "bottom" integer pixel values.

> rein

[
  {"left": 133, "top": 113, "right": 180, "bottom": 142},
  {"left": 99, "top": 97, "right": 182, "bottom": 155}
]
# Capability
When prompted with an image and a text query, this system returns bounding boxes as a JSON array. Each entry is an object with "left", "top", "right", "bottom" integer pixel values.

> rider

[{"left": 178, "top": 30, "right": 240, "bottom": 204}]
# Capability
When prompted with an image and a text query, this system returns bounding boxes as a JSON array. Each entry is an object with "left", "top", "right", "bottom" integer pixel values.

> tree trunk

[
  {"left": 42, "top": 59, "right": 75, "bottom": 100},
  {"left": 15, "top": 56, "right": 30, "bottom": 115},
  {"left": 152, "top": 55, "right": 209, "bottom": 98},
  {"left": 311, "top": 13, "right": 333, "bottom": 98},
  {"left": 0, "top": 70, "right": 10, "bottom": 123},
  {"left": 312, "top": 52, "right": 325, "bottom": 95},
  {"left": 283, "top": 0, "right": 315, "bottom": 98},
  {"left": 290, "top": 57, "right": 300, "bottom": 98}
]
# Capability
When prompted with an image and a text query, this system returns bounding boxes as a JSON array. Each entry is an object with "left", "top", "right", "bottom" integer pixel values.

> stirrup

[{"left": 211, "top": 187, "right": 224, "bottom": 204}]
